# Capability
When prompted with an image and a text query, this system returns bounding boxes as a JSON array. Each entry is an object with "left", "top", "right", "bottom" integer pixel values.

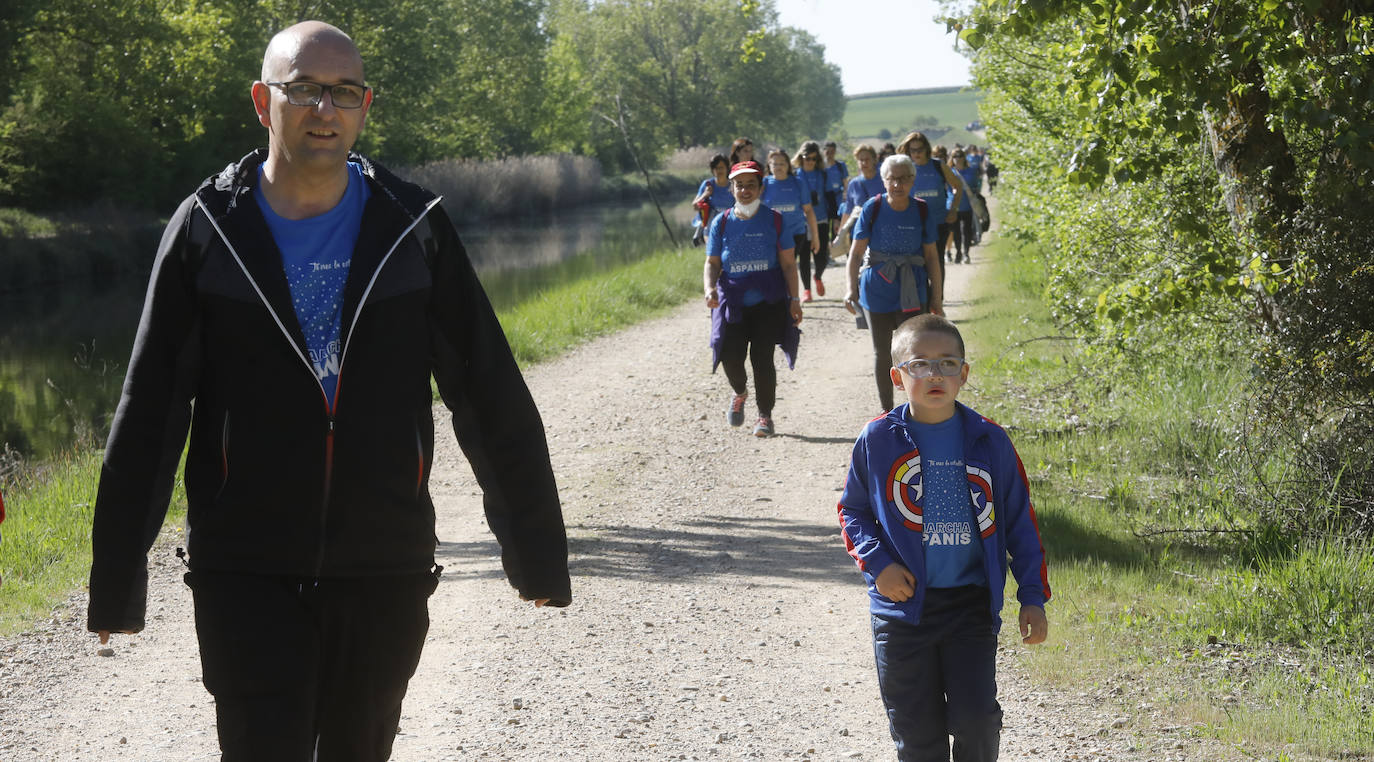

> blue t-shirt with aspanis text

[
  {"left": 906, "top": 412, "right": 985, "bottom": 588},
  {"left": 706, "top": 207, "right": 786, "bottom": 306},
  {"left": 254, "top": 161, "right": 371, "bottom": 409}
]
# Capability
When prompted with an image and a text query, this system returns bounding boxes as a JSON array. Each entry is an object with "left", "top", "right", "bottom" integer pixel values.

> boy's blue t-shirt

[
  {"left": 852, "top": 195, "right": 937, "bottom": 313},
  {"left": 254, "top": 161, "right": 371, "bottom": 408},
  {"left": 907, "top": 413, "right": 986, "bottom": 588},
  {"left": 952, "top": 166, "right": 980, "bottom": 211},
  {"left": 706, "top": 207, "right": 785, "bottom": 306},
  {"left": 762, "top": 174, "right": 812, "bottom": 238},
  {"left": 697, "top": 177, "right": 735, "bottom": 213},
  {"left": 824, "top": 160, "right": 849, "bottom": 193},
  {"left": 797, "top": 167, "right": 829, "bottom": 221},
  {"left": 910, "top": 159, "right": 949, "bottom": 218},
  {"left": 845, "top": 174, "right": 885, "bottom": 219}
]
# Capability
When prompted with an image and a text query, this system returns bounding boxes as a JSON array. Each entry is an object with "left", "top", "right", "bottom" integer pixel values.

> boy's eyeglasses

[
  {"left": 266, "top": 81, "right": 370, "bottom": 109},
  {"left": 896, "top": 357, "right": 965, "bottom": 378}
]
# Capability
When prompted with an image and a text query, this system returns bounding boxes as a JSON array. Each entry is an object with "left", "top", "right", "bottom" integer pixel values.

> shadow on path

[{"left": 436, "top": 513, "right": 857, "bottom": 589}]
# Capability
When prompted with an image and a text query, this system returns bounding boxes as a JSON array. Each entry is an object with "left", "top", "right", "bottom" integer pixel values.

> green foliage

[
  {"left": 542, "top": 0, "right": 844, "bottom": 170},
  {"left": 952, "top": 0, "right": 1374, "bottom": 540},
  {"left": 964, "top": 235, "right": 1374, "bottom": 757}
]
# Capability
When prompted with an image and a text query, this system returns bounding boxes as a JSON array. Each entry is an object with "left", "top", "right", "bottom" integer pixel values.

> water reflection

[{"left": 0, "top": 197, "right": 695, "bottom": 460}]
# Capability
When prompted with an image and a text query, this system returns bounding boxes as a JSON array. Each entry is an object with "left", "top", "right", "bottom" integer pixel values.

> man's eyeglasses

[
  {"left": 896, "top": 357, "right": 965, "bottom": 378},
  {"left": 886, "top": 173, "right": 915, "bottom": 185},
  {"left": 266, "top": 81, "right": 370, "bottom": 109}
]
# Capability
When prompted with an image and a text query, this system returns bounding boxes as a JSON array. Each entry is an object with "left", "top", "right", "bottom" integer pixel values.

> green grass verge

[
  {"left": 961, "top": 234, "right": 1374, "bottom": 760},
  {"left": 499, "top": 245, "right": 699, "bottom": 366},
  {"left": 0, "top": 450, "right": 188, "bottom": 636},
  {"left": 1, "top": 244, "right": 700, "bottom": 637}
]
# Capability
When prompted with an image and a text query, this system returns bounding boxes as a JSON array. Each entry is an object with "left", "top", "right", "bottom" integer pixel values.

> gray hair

[{"left": 880, "top": 154, "right": 916, "bottom": 181}]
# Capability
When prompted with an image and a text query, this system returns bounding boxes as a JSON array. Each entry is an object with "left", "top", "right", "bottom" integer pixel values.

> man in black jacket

[{"left": 87, "top": 20, "right": 570, "bottom": 760}]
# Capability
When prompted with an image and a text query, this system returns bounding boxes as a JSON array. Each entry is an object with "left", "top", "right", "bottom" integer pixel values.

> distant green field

[{"left": 842, "top": 88, "right": 985, "bottom": 145}]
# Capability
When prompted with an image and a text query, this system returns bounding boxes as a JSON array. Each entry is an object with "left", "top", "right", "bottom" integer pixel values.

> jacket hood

[
  {"left": 198, "top": 149, "right": 438, "bottom": 221},
  {"left": 880, "top": 402, "right": 1002, "bottom": 443}
]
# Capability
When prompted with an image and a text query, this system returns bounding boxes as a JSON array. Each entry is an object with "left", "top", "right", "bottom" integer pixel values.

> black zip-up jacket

[{"left": 88, "top": 150, "right": 570, "bottom": 633}]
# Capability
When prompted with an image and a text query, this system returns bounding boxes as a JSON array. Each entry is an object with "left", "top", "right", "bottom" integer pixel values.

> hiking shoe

[
  {"left": 813, "top": 277, "right": 826, "bottom": 297},
  {"left": 752, "top": 416, "right": 775, "bottom": 437},
  {"left": 801, "top": 289, "right": 812, "bottom": 303},
  {"left": 727, "top": 393, "right": 747, "bottom": 427}
]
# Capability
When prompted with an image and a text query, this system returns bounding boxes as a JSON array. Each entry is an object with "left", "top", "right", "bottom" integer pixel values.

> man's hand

[
  {"left": 927, "top": 298, "right": 944, "bottom": 316},
  {"left": 874, "top": 563, "right": 915, "bottom": 602},
  {"left": 705, "top": 289, "right": 719, "bottom": 309},
  {"left": 789, "top": 300, "right": 803, "bottom": 326},
  {"left": 1019, "top": 605, "right": 1048, "bottom": 645}
]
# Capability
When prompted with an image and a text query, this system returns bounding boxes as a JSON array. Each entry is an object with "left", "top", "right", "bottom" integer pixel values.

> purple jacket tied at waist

[{"left": 709, "top": 269, "right": 801, "bottom": 372}]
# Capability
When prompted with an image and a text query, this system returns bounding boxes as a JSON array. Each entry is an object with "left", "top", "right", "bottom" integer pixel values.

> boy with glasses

[{"left": 838, "top": 314, "right": 1051, "bottom": 761}]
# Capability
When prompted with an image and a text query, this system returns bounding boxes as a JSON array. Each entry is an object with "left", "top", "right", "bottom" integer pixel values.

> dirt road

[{"left": 0, "top": 238, "right": 1233, "bottom": 760}]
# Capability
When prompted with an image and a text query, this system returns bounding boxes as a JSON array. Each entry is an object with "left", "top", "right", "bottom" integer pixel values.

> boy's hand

[
  {"left": 874, "top": 564, "right": 915, "bottom": 602},
  {"left": 1019, "top": 605, "right": 1048, "bottom": 644}
]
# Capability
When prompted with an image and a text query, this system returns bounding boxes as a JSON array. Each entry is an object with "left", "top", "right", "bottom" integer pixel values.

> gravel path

[{"left": 0, "top": 231, "right": 1243, "bottom": 760}]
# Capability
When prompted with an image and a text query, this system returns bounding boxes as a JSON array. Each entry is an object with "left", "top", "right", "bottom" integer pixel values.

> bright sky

[{"left": 773, "top": 0, "right": 972, "bottom": 95}]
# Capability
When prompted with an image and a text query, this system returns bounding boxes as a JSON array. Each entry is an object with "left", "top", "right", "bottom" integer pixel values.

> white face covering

[{"left": 732, "top": 198, "right": 761, "bottom": 219}]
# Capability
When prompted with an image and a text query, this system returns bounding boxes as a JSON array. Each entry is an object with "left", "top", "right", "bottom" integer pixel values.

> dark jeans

[
  {"left": 795, "top": 232, "right": 829, "bottom": 286},
  {"left": 872, "top": 586, "right": 1003, "bottom": 762},
  {"left": 719, "top": 300, "right": 786, "bottom": 416},
  {"left": 187, "top": 570, "right": 439, "bottom": 762},
  {"left": 864, "top": 307, "right": 922, "bottom": 411},
  {"left": 951, "top": 210, "right": 975, "bottom": 261}
]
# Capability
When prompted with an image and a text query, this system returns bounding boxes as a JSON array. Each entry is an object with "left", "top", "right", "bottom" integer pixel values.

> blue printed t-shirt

[
  {"left": 968, "top": 154, "right": 984, "bottom": 171},
  {"left": 910, "top": 159, "right": 949, "bottom": 218},
  {"left": 797, "top": 167, "right": 829, "bottom": 220},
  {"left": 906, "top": 412, "right": 986, "bottom": 588},
  {"left": 825, "top": 160, "right": 849, "bottom": 193},
  {"left": 952, "top": 166, "right": 980, "bottom": 212},
  {"left": 853, "top": 195, "right": 937, "bottom": 313},
  {"left": 762, "top": 174, "right": 812, "bottom": 238},
  {"left": 254, "top": 161, "right": 371, "bottom": 408},
  {"left": 697, "top": 177, "right": 735, "bottom": 214},
  {"left": 845, "top": 174, "right": 885, "bottom": 219},
  {"left": 706, "top": 207, "right": 785, "bottom": 306}
]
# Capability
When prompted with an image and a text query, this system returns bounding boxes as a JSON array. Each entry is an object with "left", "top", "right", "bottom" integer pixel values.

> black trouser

[
  {"left": 719, "top": 300, "right": 786, "bottom": 417},
  {"left": 864, "top": 307, "right": 922, "bottom": 411},
  {"left": 937, "top": 222, "right": 953, "bottom": 262},
  {"left": 951, "top": 210, "right": 975, "bottom": 262},
  {"left": 187, "top": 570, "right": 439, "bottom": 762},
  {"left": 795, "top": 232, "right": 828, "bottom": 287},
  {"left": 872, "top": 586, "right": 1002, "bottom": 762},
  {"left": 824, "top": 190, "right": 842, "bottom": 228}
]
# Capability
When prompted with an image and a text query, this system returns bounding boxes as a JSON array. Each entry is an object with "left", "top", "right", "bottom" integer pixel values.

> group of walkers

[
  {"left": 696, "top": 131, "right": 993, "bottom": 438},
  {"left": 695, "top": 131, "right": 1052, "bottom": 762}
]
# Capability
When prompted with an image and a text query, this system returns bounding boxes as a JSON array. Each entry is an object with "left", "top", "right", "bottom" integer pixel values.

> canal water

[{"left": 0, "top": 196, "right": 696, "bottom": 460}]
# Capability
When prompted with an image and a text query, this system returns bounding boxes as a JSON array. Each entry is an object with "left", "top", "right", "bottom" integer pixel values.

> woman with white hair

[{"left": 844, "top": 154, "right": 944, "bottom": 412}]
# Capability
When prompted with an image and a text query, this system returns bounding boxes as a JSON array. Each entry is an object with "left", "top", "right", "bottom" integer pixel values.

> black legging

[
  {"left": 951, "top": 210, "right": 975, "bottom": 261},
  {"left": 719, "top": 300, "right": 786, "bottom": 416},
  {"left": 795, "top": 232, "right": 829, "bottom": 287},
  {"left": 864, "top": 308, "right": 922, "bottom": 411}
]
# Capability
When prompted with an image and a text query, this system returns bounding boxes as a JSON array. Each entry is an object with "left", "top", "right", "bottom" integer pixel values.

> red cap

[{"left": 727, "top": 160, "right": 764, "bottom": 179}]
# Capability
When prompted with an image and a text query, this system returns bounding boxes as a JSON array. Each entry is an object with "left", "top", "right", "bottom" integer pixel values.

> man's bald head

[{"left": 261, "top": 21, "right": 364, "bottom": 83}]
